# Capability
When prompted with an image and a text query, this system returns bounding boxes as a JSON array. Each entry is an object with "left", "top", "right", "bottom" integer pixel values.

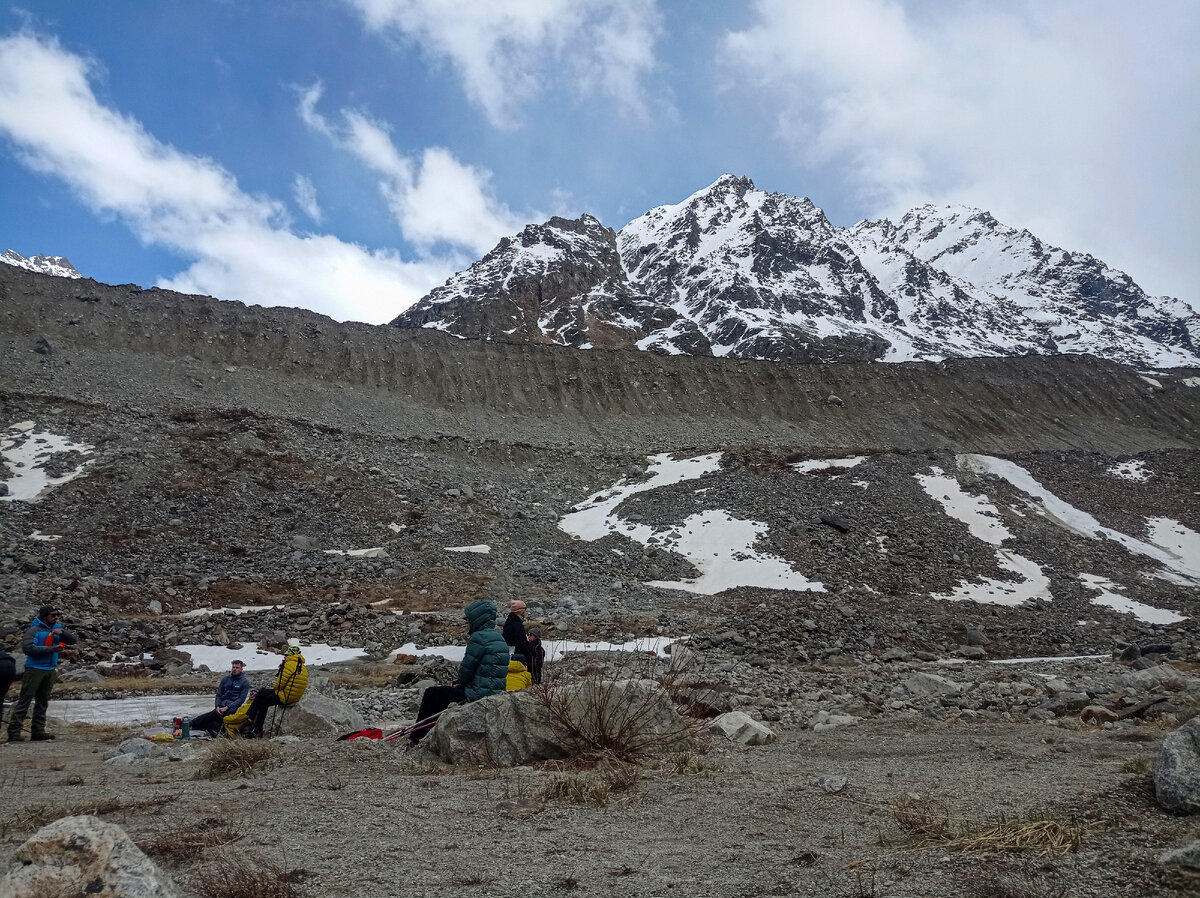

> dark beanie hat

[{"left": 37, "top": 605, "right": 57, "bottom": 622}]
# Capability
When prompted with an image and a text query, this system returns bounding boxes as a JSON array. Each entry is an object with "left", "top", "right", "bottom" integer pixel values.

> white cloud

[
  {"left": 293, "top": 174, "right": 322, "bottom": 222},
  {"left": 343, "top": 0, "right": 663, "bottom": 127},
  {"left": 297, "top": 83, "right": 524, "bottom": 254},
  {"left": 721, "top": 0, "right": 1200, "bottom": 305},
  {"left": 0, "top": 32, "right": 445, "bottom": 323}
]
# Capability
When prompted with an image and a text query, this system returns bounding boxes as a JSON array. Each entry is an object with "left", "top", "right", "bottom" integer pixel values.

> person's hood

[
  {"left": 464, "top": 600, "right": 498, "bottom": 633},
  {"left": 31, "top": 616, "right": 48, "bottom": 629},
  {"left": 508, "top": 659, "right": 529, "bottom": 673}
]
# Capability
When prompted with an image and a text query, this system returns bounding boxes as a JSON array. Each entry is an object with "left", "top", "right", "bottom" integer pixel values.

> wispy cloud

[
  {"left": 297, "top": 81, "right": 525, "bottom": 254},
  {"left": 721, "top": 0, "right": 1200, "bottom": 303},
  {"left": 0, "top": 32, "right": 446, "bottom": 323},
  {"left": 293, "top": 174, "right": 322, "bottom": 223},
  {"left": 343, "top": 0, "right": 664, "bottom": 127}
]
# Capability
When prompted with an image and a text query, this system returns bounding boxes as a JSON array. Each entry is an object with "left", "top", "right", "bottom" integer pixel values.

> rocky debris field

[{"left": 3, "top": 264, "right": 1200, "bottom": 895}]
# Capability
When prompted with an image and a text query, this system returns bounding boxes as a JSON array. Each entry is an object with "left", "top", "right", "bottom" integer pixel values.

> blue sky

[{"left": 1, "top": 1, "right": 1197, "bottom": 323}]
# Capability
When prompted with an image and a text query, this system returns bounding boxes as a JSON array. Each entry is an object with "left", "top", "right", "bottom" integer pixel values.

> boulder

[
  {"left": 427, "top": 690, "right": 566, "bottom": 767},
  {"left": 1155, "top": 716, "right": 1200, "bottom": 813},
  {"left": 267, "top": 691, "right": 364, "bottom": 737},
  {"left": 710, "top": 711, "right": 776, "bottom": 745},
  {"left": 428, "top": 679, "right": 688, "bottom": 766},
  {"left": 1123, "top": 664, "right": 1191, "bottom": 693},
  {"left": 904, "top": 672, "right": 964, "bottom": 697},
  {"left": 1160, "top": 841, "right": 1200, "bottom": 873},
  {"left": 811, "top": 710, "right": 860, "bottom": 731},
  {"left": 0, "top": 815, "right": 181, "bottom": 897},
  {"left": 104, "top": 738, "right": 165, "bottom": 762}
]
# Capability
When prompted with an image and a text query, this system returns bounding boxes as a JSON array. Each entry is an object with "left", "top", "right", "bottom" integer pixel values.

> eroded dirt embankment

[{"left": 2, "top": 265, "right": 1197, "bottom": 453}]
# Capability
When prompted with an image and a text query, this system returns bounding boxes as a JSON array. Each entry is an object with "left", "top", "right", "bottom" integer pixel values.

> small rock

[{"left": 811, "top": 775, "right": 848, "bottom": 794}]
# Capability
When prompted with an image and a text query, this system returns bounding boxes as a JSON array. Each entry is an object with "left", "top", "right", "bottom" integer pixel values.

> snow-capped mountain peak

[
  {"left": 392, "top": 178, "right": 1199, "bottom": 368},
  {"left": 1, "top": 249, "right": 81, "bottom": 279}
]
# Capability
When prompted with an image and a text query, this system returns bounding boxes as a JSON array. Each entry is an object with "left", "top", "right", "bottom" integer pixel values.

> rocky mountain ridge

[{"left": 393, "top": 175, "right": 1200, "bottom": 368}]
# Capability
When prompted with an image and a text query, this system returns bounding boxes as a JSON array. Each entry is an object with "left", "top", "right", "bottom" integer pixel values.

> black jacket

[{"left": 502, "top": 612, "right": 528, "bottom": 657}]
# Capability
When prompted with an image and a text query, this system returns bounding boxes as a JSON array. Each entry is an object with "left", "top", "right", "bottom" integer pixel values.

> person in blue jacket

[
  {"left": 190, "top": 659, "right": 252, "bottom": 737},
  {"left": 408, "top": 600, "right": 509, "bottom": 746},
  {"left": 7, "top": 605, "right": 78, "bottom": 742}
]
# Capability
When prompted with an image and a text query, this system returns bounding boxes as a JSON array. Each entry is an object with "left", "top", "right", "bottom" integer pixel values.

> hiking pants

[
  {"left": 246, "top": 689, "right": 282, "bottom": 736},
  {"left": 0, "top": 657, "right": 15, "bottom": 722},
  {"left": 191, "top": 707, "right": 229, "bottom": 737},
  {"left": 410, "top": 684, "right": 467, "bottom": 743},
  {"left": 7, "top": 667, "right": 56, "bottom": 738}
]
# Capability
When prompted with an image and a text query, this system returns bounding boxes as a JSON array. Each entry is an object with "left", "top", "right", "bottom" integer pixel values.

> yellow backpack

[{"left": 273, "top": 648, "right": 308, "bottom": 705}]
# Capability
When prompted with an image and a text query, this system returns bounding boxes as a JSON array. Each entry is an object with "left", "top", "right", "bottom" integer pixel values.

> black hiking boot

[
  {"left": 31, "top": 733, "right": 56, "bottom": 741},
  {"left": 7, "top": 733, "right": 26, "bottom": 742}
]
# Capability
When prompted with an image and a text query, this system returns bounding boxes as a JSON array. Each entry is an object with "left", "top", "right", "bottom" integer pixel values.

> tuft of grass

[
  {"left": 1, "top": 795, "right": 173, "bottom": 838},
  {"left": 196, "top": 739, "right": 278, "bottom": 780},
  {"left": 137, "top": 818, "right": 241, "bottom": 866},
  {"left": 962, "top": 862, "right": 1069, "bottom": 898},
  {"left": 669, "top": 750, "right": 712, "bottom": 775},
  {"left": 196, "top": 853, "right": 309, "bottom": 898},
  {"left": 885, "top": 798, "right": 1084, "bottom": 856},
  {"left": 541, "top": 774, "right": 612, "bottom": 806},
  {"left": 1119, "top": 757, "right": 1152, "bottom": 775}
]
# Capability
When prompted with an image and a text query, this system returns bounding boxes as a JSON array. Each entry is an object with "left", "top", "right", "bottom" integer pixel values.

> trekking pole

[{"left": 380, "top": 708, "right": 449, "bottom": 743}]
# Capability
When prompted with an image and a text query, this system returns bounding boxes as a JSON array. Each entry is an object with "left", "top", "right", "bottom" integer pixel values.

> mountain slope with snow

[
  {"left": 393, "top": 176, "right": 1199, "bottom": 368},
  {"left": 1, "top": 249, "right": 81, "bottom": 279}
]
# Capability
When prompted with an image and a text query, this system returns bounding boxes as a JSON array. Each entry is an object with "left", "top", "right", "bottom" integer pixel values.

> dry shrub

[
  {"left": 963, "top": 862, "right": 1069, "bottom": 898},
  {"left": 886, "top": 798, "right": 1083, "bottom": 856},
  {"left": 65, "top": 722, "right": 142, "bottom": 743},
  {"left": 1, "top": 795, "right": 173, "bottom": 838},
  {"left": 197, "top": 739, "right": 278, "bottom": 780},
  {"left": 532, "top": 647, "right": 709, "bottom": 763},
  {"left": 197, "top": 852, "right": 308, "bottom": 898},
  {"left": 137, "top": 818, "right": 241, "bottom": 866}
]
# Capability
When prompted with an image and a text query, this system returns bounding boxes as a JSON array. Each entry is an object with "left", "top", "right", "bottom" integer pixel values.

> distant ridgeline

[{"left": 392, "top": 175, "right": 1200, "bottom": 369}]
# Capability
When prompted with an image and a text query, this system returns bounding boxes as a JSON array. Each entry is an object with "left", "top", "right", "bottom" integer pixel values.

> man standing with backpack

[{"left": 7, "top": 605, "right": 78, "bottom": 742}]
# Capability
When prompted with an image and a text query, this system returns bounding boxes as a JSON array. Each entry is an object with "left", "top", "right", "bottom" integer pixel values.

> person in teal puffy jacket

[{"left": 408, "top": 600, "right": 509, "bottom": 745}]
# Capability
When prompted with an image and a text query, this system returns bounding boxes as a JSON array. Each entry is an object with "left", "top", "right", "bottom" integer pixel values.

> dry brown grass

[
  {"left": 327, "top": 666, "right": 400, "bottom": 688},
  {"left": 0, "top": 795, "right": 174, "bottom": 838},
  {"left": 57, "top": 677, "right": 206, "bottom": 697},
  {"left": 885, "top": 798, "right": 1084, "bottom": 856},
  {"left": 196, "top": 739, "right": 278, "bottom": 780},
  {"left": 65, "top": 722, "right": 143, "bottom": 743},
  {"left": 137, "top": 818, "right": 242, "bottom": 866},
  {"left": 196, "top": 852, "right": 309, "bottom": 898}
]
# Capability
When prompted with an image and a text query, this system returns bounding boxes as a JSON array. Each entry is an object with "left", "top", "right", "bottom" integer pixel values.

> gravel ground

[{"left": 0, "top": 712, "right": 1192, "bottom": 898}]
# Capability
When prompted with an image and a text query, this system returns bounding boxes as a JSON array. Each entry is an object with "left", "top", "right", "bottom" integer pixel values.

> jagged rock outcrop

[{"left": 1, "top": 249, "right": 80, "bottom": 279}]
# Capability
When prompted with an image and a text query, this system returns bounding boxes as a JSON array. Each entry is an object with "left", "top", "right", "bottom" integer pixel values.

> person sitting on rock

[
  {"left": 7, "top": 605, "right": 78, "bottom": 742},
  {"left": 408, "top": 600, "right": 509, "bottom": 746},
  {"left": 506, "top": 657, "right": 532, "bottom": 691},
  {"left": 190, "top": 659, "right": 251, "bottom": 737},
  {"left": 241, "top": 646, "right": 308, "bottom": 738},
  {"left": 502, "top": 599, "right": 531, "bottom": 659}
]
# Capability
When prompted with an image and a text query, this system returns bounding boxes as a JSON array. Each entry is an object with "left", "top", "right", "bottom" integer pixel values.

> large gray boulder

[
  {"left": 1, "top": 815, "right": 181, "bottom": 898},
  {"left": 1156, "top": 716, "right": 1200, "bottom": 813},
  {"left": 266, "top": 691, "right": 364, "bottom": 737},
  {"left": 710, "top": 711, "right": 776, "bottom": 745},
  {"left": 428, "top": 679, "right": 689, "bottom": 766}
]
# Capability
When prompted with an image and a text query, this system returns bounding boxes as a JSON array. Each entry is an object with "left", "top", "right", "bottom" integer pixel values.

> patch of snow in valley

[
  {"left": 29, "top": 530, "right": 61, "bottom": 541},
  {"left": 916, "top": 467, "right": 1048, "bottom": 606},
  {"left": 792, "top": 456, "right": 866, "bottom": 474},
  {"left": 323, "top": 547, "right": 389, "bottom": 558},
  {"left": 1183, "top": 377, "right": 1200, "bottom": 387},
  {"left": 643, "top": 510, "right": 824, "bottom": 594},
  {"left": 1, "top": 422, "right": 95, "bottom": 503},
  {"left": 560, "top": 452, "right": 723, "bottom": 541},
  {"left": 176, "top": 643, "right": 365, "bottom": 671},
  {"left": 561, "top": 452, "right": 823, "bottom": 594},
  {"left": 1107, "top": 460, "right": 1151, "bottom": 482},
  {"left": 962, "top": 455, "right": 1200, "bottom": 585},
  {"left": 1079, "top": 574, "right": 1186, "bottom": 625},
  {"left": 445, "top": 544, "right": 491, "bottom": 554},
  {"left": 51, "top": 694, "right": 214, "bottom": 725},
  {"left": 916, "top": 468, "right": 1011, "bottom": 544},
  {"left": 392, "top": 636, "right": 679, "bottom": 665},
  {"left": 180, "top": 605, "right": 285, "bottom": 619}
]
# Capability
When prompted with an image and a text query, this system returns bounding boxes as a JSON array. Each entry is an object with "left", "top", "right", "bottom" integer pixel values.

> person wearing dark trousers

[
  {"left": 409, "top": 600, "right": 509, "bottom": 746},
  {"left": 7, "top": 605, "right": 78, "bottom": 742},
  {"left": 502, "top": 600, "right": 545, "bottom": 683},
  {"left": 0, "top": 649, "right": 16, "bottom": 723},
  {"left": 190, "top": 659, "right": 251, "bottom": 737},
  {"left": 242, "top": 687, "right": 282, "bottom": 738}
]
